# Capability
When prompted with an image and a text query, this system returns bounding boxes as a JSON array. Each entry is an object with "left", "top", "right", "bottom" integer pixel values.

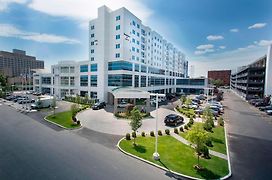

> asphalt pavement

[
  {"left": 223, "top": 91, "right": 272, "bottom": 180},
  {"left": 0, "top": 103, "right": 184, "bottom": 180}
]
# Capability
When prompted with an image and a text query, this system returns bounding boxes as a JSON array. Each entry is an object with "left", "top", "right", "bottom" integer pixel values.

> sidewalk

[{"left": 171, "top": 132, "right": 228, "bottom": 160}]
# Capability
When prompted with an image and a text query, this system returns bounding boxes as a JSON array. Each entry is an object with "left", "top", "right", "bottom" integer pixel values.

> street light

[{"left": 150, "top": 92, "right": 165, "bottom": 161}]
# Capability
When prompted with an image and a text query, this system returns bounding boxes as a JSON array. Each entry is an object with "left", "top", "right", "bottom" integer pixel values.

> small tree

[
  {"left": 51, "top": 96, "right": 57, "bottom": 116},
  {"left": 203, "top": 107, "right": 214, "bottom": 132},
  {"left": 185, "top": 98, "right": 192, "bottom": 108},
  {"left": 186, "top": 123, "right": 209, "bottom": 169},
  {"left": 218, "top": 116, "right": 224, "bottom": 126},
  {"left": 76, "top": 94, "right": 81, "bottom": 105},
  {"left": 180, "top": 95, "right": 187, "bottom": 105},
  {"left": 71, "top": 104, "right": 78, "bottom": 122},
  {"left": 129, "top": 107, "right": 143, "bottom": 145}
]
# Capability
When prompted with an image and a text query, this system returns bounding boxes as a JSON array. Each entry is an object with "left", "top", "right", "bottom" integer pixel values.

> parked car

[
  {"left": 192, "top": 98, "right": 201, "bottom": 104},
  {"left": 166, "top": 93, "right": 175, "bottom": 100},
  {"left": 92, "top": 102, "right": 106, "bottom": 110},
  {"left": 196, "top": 94, "right": 206, "bottom": 100},
  {"left": 209, "top": 105, "right": 223, "bottom": 114},
  {"left": 117, "top": 101, "right": 130, "bottom": 108},
  {"left": 164, "top": 114, "right": 184, "bottom": 126},
  {"left": 195, "top": 108, "right": 204, "bottom": 115},
  {"left": 254, "top": 101, "right": 269, "bottom": 107},
  {"left": 266, "top": 110, "right": 272, "bottom": 115},
  {"left": 5, "top": 96, "right": 15, "bottom": 101},
  {"left": 259, "top": 105, "right": 272, "bottom": 111},
  {"left": 249, "top": 99, "right": 263, "bottom": 106},
  {"left": 189, "top": 104, "right": 198, "bottom": 109}
]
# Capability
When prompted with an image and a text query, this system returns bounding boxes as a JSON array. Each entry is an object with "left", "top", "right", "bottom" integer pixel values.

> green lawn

[
  {"left": 120, "top": 136, "right": 228, "bottom": 179},
  {"left": 46, "top": 111, "right": 80, "bottom": 129},
  {"left": 180, "top": 123, "right": 226, "bottom": 154},
  {"left": 177, "top": 107, "right": 196, "bottom": 118}
]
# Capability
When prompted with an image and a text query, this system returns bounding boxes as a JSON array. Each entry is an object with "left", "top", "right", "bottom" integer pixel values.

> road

[
  {"left": 224, "top": 91, "right": 272, "bottom": 179},
  {"left": 0, "top": 104, "right": 181, "bottom": 180}
]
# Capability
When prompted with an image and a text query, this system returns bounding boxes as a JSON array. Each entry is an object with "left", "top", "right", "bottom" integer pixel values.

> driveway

[
  {"left": 77, "top": 104, "right": 189, "bottom": 136},
  {"left": 223, "top": 91, "right": 272, "bottom": 179}
]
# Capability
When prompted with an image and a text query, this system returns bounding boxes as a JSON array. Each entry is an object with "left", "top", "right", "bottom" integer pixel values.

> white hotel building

[{"left": 33, "top": 6, "right": 207, "bottom": 102}]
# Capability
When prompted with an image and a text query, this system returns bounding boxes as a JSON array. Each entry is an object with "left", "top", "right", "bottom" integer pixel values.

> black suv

[
  {"left": 92, "top": 102, "right": 106, "bottom": 110},
  {"left": 164, "top": 114, "right": 184, "bottom": 126}
]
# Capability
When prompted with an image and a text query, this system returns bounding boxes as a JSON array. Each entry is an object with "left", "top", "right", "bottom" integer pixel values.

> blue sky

[{"left": 0, "top": 0, "right": 271, "bottom": 76}]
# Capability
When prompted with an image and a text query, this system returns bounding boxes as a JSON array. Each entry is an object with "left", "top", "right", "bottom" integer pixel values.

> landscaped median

[
  {"left": 118, "top": 134, "right": 229, "bottom": 179},
  {"left": 45, "top": 105, "right": 89, "bottom": 129}
]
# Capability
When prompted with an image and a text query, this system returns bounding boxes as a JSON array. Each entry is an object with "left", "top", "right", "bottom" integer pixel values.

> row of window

[
  {"left": 80, "top": 75, "right": 97, "bottom": 87},
  {"left": 80, "top": 64, "right": 97, "bottom": 72}
]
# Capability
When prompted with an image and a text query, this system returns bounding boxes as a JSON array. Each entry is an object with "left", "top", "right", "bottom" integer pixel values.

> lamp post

[{"left": 150, "top": 92, "right": 165, "bottom": 161}]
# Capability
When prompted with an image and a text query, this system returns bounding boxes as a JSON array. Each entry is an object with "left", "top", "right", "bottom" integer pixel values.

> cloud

[
  {"left": 248, "top": 23, "right": 267, "bottom": 29},
  {"left": 196, "top": 44, "right": 214, "bottom": 50},
  {"left": 219, "top": 46, "right": 226, "bottom": 49},
  {"left": 254, "top": 40, "right": 272, "bottom": 46},
  {"left": 27, "top": 0, "right": 153, "bottom": 29},
  {"left": 0, "top": 0, "right": 27, "bottom": 11},
  {"left": 230, "top": 28, "right": 239, "bottom": 32},
  {"left": 194, "top": 49, "right": 215, "bottom": 55},
  {"left": 0, "top": 23, "right": 80, "bottom": 44},
  {"left": 207, "top": 35, "right": 224, "bottom": 41}
]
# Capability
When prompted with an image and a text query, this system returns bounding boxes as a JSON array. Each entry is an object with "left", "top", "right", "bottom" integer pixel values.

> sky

[{"left": 0, "top": 0, "right": 271, "bottom": 76}]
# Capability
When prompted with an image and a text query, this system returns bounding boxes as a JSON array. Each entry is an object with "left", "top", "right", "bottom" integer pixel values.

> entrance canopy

[{"left": 111, "top": 87, "right": 150, "bottom": 99}]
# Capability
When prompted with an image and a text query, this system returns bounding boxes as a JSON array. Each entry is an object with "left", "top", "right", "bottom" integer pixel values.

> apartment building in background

[
  {"left": 0, "top": 49, "right": 44, "bottom": 88},
  {"left": 230, "top": 44, "right": 272, "bottom": 100},
  {"left": 34, "top": 6, "right": 207, "bottom": 102},
  {"left": 208, "top": 70, "right": 231, "bottom": 86}
]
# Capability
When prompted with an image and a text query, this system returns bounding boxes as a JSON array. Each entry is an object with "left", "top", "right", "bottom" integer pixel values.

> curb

[{"left": 117, "top": 137, "right": 202, "bottom": 180}]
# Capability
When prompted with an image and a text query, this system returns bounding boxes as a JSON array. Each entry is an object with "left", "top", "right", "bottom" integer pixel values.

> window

[
  {"left": 137, "top": 32, "right": 139, "bottom": 37},
  {"left": 116, "top": 15, "right": 121, "bottom": 21},
  {"left": 132, "top": 30, "right": 135, "bottom": 34},
  {"left": 90, "top": 75, "right": 97, "bottom": 87},
  {"left": 134, "top": 64, "right": 139, "bottom": 72},
  {"left": 108, "top": 61, "right": 133, "bottom": 71},
  {"left": 70, "top": 77, "right": 75, "bottom": 86},
  {"left": 134, "top": 75, "right": 139, "bottom": 87},
  {"left": 132, "top": 38, "right": 135, "bottom": 43},
  {"left": 116, "top": 34, "right": 120, "bottom": 39},
  {"left": 91, "top": 57, "right": 94, "bottom": 61},
  {"left": 90, "top": 92, "right": 97, "bottom": 99},
  {"left": 91, "top": 41, "right": 94, "bottom": 45},
  {"left": 90, "top": 25, "right": 95, "bottom": 30},
  {"left": 80, "top": 65, "right": 88, "bottom": 72},
  {"left": 115, "top": 53, "right": 120, "bottom": 58},
  {"left": 60, "top": 76, "right": 69, "bottom": 86},
  {"left": 91, "top": 64, "right": 97, "bottom": 71},
  {"left": 141, "top": 76, "right": 146, "bottom": 87},
  {"left": 60, "top": 66, "right": 69, "bottom": 73},
  {"left": 137, "top": 41, "right": 139, "bottom": 45},
  {"left": 108, "top": 74, "right": 132, "bottom": 86},
  {"left": 116, "top": 25, "right": 120, "bottom": 30},
  {"left": 132, "top": 21, "right": 136, "bottom": 26},
  {"left": 41, "top": 77, "right": 51, "bottom": 85},
  {"left": 91, "top": 34, "right": 94, "bottom": 38},
  {"left": 116, "top": 44, "right": 120, "bottom": 49},
  {"left": 137, "top": 24, "right": 140, "bottom": 29},
  {"left": 80, "top": 75, "right": 88, "bottom": 86},
  {"left": 132, "top": 47, "right": 135, "bottom": 52},
  {"left": 136, "top": 49, "right": 139, "bottom": 53},
  {"left": 70, "top": 67, "right": 75, "bottom": 73},
  {"left": 132, "top": 55, "right": 135, "bottom": 60},
  {"left": 141, "top": 65, "right": 147, "bottom": 73},
  {"left": 91, "top": 49, "right": 94, "bottom": 53}
]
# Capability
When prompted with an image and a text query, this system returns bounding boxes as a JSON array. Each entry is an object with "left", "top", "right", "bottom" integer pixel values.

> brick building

[{"left": 208, "top": 70, "right": 231, "bottom": 86}]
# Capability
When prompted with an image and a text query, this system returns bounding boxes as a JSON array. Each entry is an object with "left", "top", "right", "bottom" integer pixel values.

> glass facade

[
  {"left": 108, "top": 74, "right": 132, "bottom": 86},
  {"left": 148, "top": 77, "right": 165, "bottom": 86},
  {"left": 80, "top": 65, "right": 88, "bottom": 72},
  {"left": 60, "top": 67, "right": 69, "bottom": 73},
  {"left": 141, "top": 76, "right": 146, "bottom": 87},
  {"left": 141, "top": 65, "right": 147, "bottom": 73},
  {"left": 134, "top": 75, "right": 139, "bottom": 87},
  {"left": 176, "top": 79, "right": 205, "bottom": 85},
  {"left": 135, "top": 64, "right": 139, "bottom": 72},
  {"left": 60, "top": 76, "right": 69, "bottom": 86},
  {"left": 91, "top": 64, "right": 97, "bottom": 71},
  {"left": 108, "top": 61, "right": 133, "bottom": 71},
  {"left": 41, "top": 77, "right": 51, "bottom": 85},
  {"left": 149, "top": 67, "right": 165, "bottom": 75},
  {"left": 90, "top": 75, "right": 97, "bottom": 87},
  {"left": 80, "top": 75, "right": 88, "bottom": 86}
]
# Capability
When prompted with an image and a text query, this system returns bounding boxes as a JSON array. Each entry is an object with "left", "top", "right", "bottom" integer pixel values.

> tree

[
  {"left": 129, "top": 107, "right": 143, "bottom": 145},
  {"left": 210, "top": 79, "right": 224, "bottom": 87},
  {"left": 51, "top": 96, "right": 57, "bottom": 116},
  {"left": 76, "top": 94, "right": 81, "bottom": 105},
  {"left": 180, "top": 95, "right": 187, "bottom": 105},
  {"left": 71, "top": 104, "right": 78, "bottom": 122},
  {"left": 186, "top": 123, "right": 209, "bottom": 169},
  {"left": 185, "top": 97, "right": 192, "bottom": 108},
  {"left": 203, "top": 107, "right": 214, "bottom": 132}
]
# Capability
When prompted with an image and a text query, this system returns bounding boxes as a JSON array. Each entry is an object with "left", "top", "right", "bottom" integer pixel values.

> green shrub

[
  {"left": 203, "top": 120, "right": 213, "bottom": 132},
  {"left": 187, "top": 123, "right": 191, "bottom": 128},
  {"left": 184, "top": 125, "right": 188, "bottom": 130},
  {"left": 141, "top": 131, "right": 145, "bottom": 137},
  {"left": 174, "top": 128, "right": 179, "bottom": 134},
  {"left": 205, "top": 137, "right": 213, "bottom": 147},
  {"left": 131, "top": 131, "right": 136, "bottom": 138},
  {"left": 158, "top": 130, "right": 162, "bottom": 136},
  {"left": 165, "top": 129, "right": 170, "bottom": 135},
  {"left": 150, "top": 131, "right": 155, "bottom": 137},
  {"left": 200, "top": 145, "right": 210, "bottom": 159},
  {"left": 218, "top": 117, "right": 224, "bottom": 126},
  {"left": 125, "top": 133, "right": 131, "bottom": 140},
  {"left": 179, "top": 126, "right": 184, "bottom": 132},
  {"left": 189, "top": 117, "right": 194, "bottom": 125},
  {"left": 76, "top": 120, "right": 81, "bottom": 125}
]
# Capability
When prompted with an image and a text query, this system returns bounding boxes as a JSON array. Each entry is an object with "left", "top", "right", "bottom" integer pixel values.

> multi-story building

[
  {"left": 34, "top": 6, "right": 207, "bottom": 102},
  {"left": 0, "top": 49, "right": 44, "bottom": 89},
  {"left": 208, "top": 70, "right": 231, "bottom": 86},
  {"left": 231, "top": 44, "right": 272, "bottom": 100}
]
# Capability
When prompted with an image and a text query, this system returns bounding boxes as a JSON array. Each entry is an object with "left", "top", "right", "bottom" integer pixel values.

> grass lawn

[
  {"left": 180, "top": 123, "right": 226, "bottom": 154},
  {"left": 46, "top": 111, "right": 80, "bottom": 129},
  {"left": 120, "top": 136, "right": 228, "bottom": 179},
  {"left": 177, "top": 107, "right": 196, "bottom": 118}
]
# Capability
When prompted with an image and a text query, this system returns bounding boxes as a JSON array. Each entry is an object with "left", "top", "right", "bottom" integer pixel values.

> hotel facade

[{"left": 33, "top": 6, "right": 207, "bottom": 102}]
